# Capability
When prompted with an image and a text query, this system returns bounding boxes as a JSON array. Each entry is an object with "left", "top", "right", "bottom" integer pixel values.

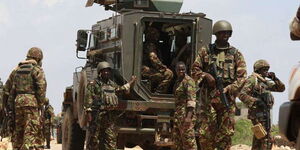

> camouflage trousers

[
  {"left": 43, "top": 123, "right": 51, "bottom": 146},
  {"left": 86, "top": 111, "right": 118, "bottom": 150},
  {"left": 251, "top": 119, "right": 273, "bottom": 150},
  {"left": 197, "top": 102, "right": 235, "bottom": 150},
  {"left": 173, "top": 122, "right": 197, "bottom": 150},
  {"left": 12, "top": 107, "right": 44, "bottom": 150},
  {"left": 173, "top": 108, "right": 197, "bottom": 150},
  {"left": 141, "top": 66, "right": 173, "bottom": 93}
]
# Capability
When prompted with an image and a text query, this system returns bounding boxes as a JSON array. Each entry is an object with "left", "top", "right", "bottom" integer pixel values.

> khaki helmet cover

[
  {"left": 27, "top": 47, "right": 43, "bottom": 60},
  {"left": 97, "top": 61, "right": 111, "bottom": 72},
  {"left": 213, "top": 20, "right": 233, "bottom": 35},
  {"left": 254, "top": 59, "right": 270, "bottom": 72}
]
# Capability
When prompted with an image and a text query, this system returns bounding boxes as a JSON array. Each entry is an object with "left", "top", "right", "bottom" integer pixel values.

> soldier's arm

[
  {"left": 224, "top": 50, "right": 247, "bottom": 96},
  {"left": 266, "top": 78, "right": 285, "bottom": 92},
  {"left": 186, "top": 78, "right": 196, "bottom": 109},
  {"left": 191, "top": 46, "right": 207, "bottom": 83},
  {"left": 238, "top": 76, "right": 257, "bottom": 108},
  {"left": 3, "top": 69, "right": 17, "bottom": 99},
  {"left": 84, "top": 82, "right": 95, "bottom": 112},
  {"left": 149, "top": 52, "right": 167, "bottom": 73},
  {"left": 32, "top": 66, "right": 47, "bottom": 106}
]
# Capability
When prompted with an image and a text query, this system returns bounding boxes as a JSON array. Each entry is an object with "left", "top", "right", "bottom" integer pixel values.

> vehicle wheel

[
  {"left": 62, "top": 108, "right": 86, "bottom": 150},
  {"left": 78, "top": 70, "right": 88, "bottom": 128},
  {"left": 296, "top": 128, "right": 300, "bottom": 150}
]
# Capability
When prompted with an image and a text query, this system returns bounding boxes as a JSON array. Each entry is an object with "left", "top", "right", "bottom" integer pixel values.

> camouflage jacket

[
  {"left": 44, "top": 104, "right": 55, "bottom": 125},
  {"left": 84, "top": 78, "right": 130, "bottom": 112},
  {"left": 174, "top": 75, "right": 196, "bottom": 109},
  {"left": 239, "top": 72, "right": 285, "bottom": 109},
  {"left": 290, "top": 17, "right": 300, "bottom": 38},
  {"left": 4, "top": 59, "right": 47, "bottom": 108},
  {"left": 191, "top": 44, "right": 247, "bottom": 99}
]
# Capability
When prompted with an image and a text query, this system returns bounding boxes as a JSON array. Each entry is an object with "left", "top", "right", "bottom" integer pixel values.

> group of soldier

[
  {"left": 81, "top": 19, "right": 286, "bottom": 150},
  {"left": 0, "top": 48, "right": 55, "bottom": 150},
  {"left": 0, "top": 8, "right": 299, "bottom": 150}
]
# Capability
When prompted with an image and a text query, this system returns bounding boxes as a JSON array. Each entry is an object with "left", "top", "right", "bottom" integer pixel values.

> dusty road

[{"left": 0, "top": 139, "right": 295, "bottom": 150}]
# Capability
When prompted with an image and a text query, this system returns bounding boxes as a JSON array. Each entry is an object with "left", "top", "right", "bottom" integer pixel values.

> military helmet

[
  {"left": 27, "top": 47, "right": 43, "bottom": 60},
  {"left": 254, "top": 59, "right": 270, "bottom": 72},
  {"left": 97, "top": 61, "right": 111, "bottom": 72},
  {"left": 212, "top": 20, "right": 233, "bottom": 35}
]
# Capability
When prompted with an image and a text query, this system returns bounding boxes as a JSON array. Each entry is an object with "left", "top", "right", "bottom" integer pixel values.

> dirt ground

[{"left": 0, "top": 139, "right": 295, "bottom": 150}]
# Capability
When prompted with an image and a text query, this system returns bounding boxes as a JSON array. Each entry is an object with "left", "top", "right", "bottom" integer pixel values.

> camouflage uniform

[
  {"left": 239, "top": 60, "right": 285, "bottom": 150},
  {"left": 192, "top": 43, "right": 247, "bottom": 149},
  {"left": 142, "top": 27, "right": 173, "bottom": 94},
  {"left": 290, "top": 16, "right": 300, "bottom": 38},
  {"left": 173, "top": 75, "right": 197, "bottom": 150},
  {"left": 85, "top": 78, "right": 130, "bottom": 150},
  {"left": 43, "top": 102, "right": 54, "bottom": 148},
  {"left": 3, "top": 47, "right": 47, "bottom": 150}
]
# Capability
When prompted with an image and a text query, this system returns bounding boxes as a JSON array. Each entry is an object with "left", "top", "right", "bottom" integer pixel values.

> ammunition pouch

[
  {"left": 251, "top": 123, "right": 267, "bottom": 139},
  {"left": 101, "top": 85, "right": 118, "bottom": 106}
]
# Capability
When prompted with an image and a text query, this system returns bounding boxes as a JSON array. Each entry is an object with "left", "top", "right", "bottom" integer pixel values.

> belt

[{"left": 16, "top": 91, "right": 35, "bottom": 94}]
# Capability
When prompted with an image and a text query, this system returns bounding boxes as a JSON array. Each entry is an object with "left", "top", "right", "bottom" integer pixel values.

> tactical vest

[
  {"left": 92, "top": 79, "right": 118, "bottom": 107},
  {"left": 14, "top": 62, "right": 36, "bottom": 94},
  {"left": 207, "top": 44, "right": 238, "bottom": 85}
]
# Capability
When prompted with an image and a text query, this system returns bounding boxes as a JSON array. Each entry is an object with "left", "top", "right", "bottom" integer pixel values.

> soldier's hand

[
  {"left": 203, "top": 72, "right": 216, "bottom": 88},
  {"left": 297, "top": 6, "right": 300, "bottom": 20},
  {"left": 129, "top": 76, "right": 137, "bottom": 85},
  {"left": 267, "top": 72, "right": 276, "bottom": 80},
  {"left": 86, "top": 112, "right": 92, "bottom": 122}
]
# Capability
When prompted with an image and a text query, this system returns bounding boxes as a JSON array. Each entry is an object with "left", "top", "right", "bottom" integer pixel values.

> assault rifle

[{"left": 208, "top": 44, "right": 230, "bottom": 110}]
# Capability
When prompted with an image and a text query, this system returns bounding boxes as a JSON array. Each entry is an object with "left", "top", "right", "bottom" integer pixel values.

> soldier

[
  {"left": 142, "top": 27, "right": 173, "bottom": 93},
  {"left": 239, "top": 59, "right": 285, "bottom": 150},
  {"left": 173, "top": 62, "right": 197, "bottom": 150},
  {"left": 43, "top": 98, "right": 54, "bottom": 149},
  {"left": 191, "top": 20, "right": 247, "bottom": 150},
  {"left": 84, "top": 61, "right": 136, "bottom": 150},
  {"left": 3, "top": 47, "right": 47, "bottom": 150},
  {"left": 290, "top": 6, "right": 300, "bottom": 40}
]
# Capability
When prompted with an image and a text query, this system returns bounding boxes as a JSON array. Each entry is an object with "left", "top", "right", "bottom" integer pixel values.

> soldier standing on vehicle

[
  {"left": 173, "top": 62, "right": 197, "bottom": 150},
  {"left": 43, "top": 98, "right": 54, "bottom": 149},
  {"left": 142, "top": 27, "right": 173, "bottom": 94},
  {"left": 290, "top": 6, "right": 300, "bottom": 40},
  {"left": 84, "top": 61, "right": 136, "bottom": 150},
  {"left": 191, "top": 20, "right": 247, "bottom": 150},
  {"left": 3, "top": 47, "right": 47, "bottom": 150},
  {"left": 239, "top": 59, "right": 285, "bottom": 150}
]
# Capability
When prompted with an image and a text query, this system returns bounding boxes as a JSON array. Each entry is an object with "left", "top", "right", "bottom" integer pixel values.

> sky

[{"left": 0, "top": 0, "right": 298, "bottom": 124}]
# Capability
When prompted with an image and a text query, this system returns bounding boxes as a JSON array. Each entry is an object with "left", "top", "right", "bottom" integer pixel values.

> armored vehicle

[
  {"left": 61, "top": 0, "right": 212, "bottom": 149},
  {"left": 279, "top": 63, "right": 300, "bottom": 149}
]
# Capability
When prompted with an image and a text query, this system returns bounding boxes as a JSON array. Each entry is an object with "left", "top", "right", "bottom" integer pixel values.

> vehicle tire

[
  {"left": 78, "top": 70, "right": 88, "bottom": 128},
  {"left": 62, "top": 108, "right": 86, "bottom": 150},
  {"left": 296, "top": 128, "right": 300, "bottom": 150}
]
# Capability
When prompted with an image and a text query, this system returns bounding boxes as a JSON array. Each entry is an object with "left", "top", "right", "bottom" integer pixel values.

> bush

[{"left": 232, "top": 119, "right": 253, "bottom": 146}]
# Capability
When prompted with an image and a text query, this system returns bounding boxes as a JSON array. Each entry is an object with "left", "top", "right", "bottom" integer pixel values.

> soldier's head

[
  {"left": 97, "top": 61, "right": 112, "bottom": 81},
  {"left": 213, "top": 20, "right": 232, "bottom": 43},
  {"left": 175, "top": 61, "right": 186, "bottom": 78},
  {"left": 26, "top": 47, "right": 43, "bottom": 66},
  {"left": 254, "top": 59, "right": 270, "bottom": 77},
  {"left": 145, "top": 27, "right": 160, "bottom": 42}
]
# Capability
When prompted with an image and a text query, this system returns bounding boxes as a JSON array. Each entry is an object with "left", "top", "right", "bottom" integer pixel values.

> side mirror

[{"left": 76, "top": 30, "right": 88, "bottom": 51}]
